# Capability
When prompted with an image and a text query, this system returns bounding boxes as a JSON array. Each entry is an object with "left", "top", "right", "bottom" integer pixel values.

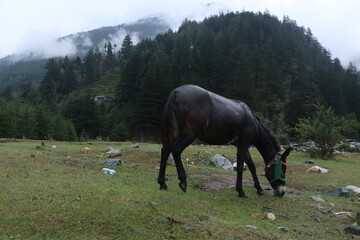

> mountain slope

[{"left": 0, "top": 16, "right": 170, "bottom": 92}]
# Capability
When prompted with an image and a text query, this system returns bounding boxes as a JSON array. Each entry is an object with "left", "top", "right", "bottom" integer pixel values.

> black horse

[{"left": 158, "top": 85, "right": 291, "bottom": 197}]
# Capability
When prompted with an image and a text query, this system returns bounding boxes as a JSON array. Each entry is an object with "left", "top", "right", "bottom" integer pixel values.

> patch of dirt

[
  {"left": 189, "top": 173, "right": 264, "bottom": 191},
  {"left": 189, "top": 173, "right": 300, "bottom": 194}
]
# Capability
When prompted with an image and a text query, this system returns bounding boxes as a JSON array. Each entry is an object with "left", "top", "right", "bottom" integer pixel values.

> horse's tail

[
  {"left": 161, "top": 89, "right": 179, "bottom": 153},
  {"left": 158, "top": 90, "right": 179, "bottom": 189}
]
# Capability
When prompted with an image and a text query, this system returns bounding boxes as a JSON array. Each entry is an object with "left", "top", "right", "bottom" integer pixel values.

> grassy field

[{"left": 0, "top": 139, "right": 359, "bottom": 239}]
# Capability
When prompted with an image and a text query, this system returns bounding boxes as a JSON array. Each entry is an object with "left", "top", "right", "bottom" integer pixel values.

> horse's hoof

[
  {"left": 179, "top": 182, "right": 187, "bottom": 193},
  {"left": 238, "top": 191, "right": 246, "bottom": 198},
  {"left": 257, "top": 189, "right": 264, "bottom": 195},
  {"left": 159, "top": 183, "right": 168, "bottom": 190}
]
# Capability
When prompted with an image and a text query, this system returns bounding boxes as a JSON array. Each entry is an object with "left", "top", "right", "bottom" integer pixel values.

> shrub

[{"left": 296, "top": 104, "right": 359, "bottom": 159}]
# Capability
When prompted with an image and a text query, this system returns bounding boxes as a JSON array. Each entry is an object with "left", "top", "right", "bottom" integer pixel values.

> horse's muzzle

[{"left": 274, "top": 185, "right": 286, "bottom": 197}]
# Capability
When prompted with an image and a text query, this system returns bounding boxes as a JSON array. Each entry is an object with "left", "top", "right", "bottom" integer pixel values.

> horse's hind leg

[
  {"left": 245, "top": 151, "right": 264, "bottom": 195},
  {"left": 172, "top": 133, "right": 196, "bottom": 193},
  {"left": 158, "top": 146, "right": 170, "bottom": 190}
]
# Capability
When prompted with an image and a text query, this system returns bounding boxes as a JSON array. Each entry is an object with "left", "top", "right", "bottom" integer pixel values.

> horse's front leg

[
  {"left": 245, "top": 151, "right": 264, "bottom": 195},
  {"left": 236, "top": 146, "right": 249, "bottom": 197}
]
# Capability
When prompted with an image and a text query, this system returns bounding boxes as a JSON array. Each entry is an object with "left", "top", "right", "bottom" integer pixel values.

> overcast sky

[{"left": 1, "top": 0, "right": 359, "bottom": 67}]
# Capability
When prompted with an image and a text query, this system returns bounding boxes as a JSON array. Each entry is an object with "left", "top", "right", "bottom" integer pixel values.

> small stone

[
  {"left": 306, "top": 166, "right": 329, "bottom": 173},
  {"left": 311, "top": 195, "right": 325, "bottom": 202},
  {"left": 325, "top": 188, "right": 350, "bottom": 197},
  {"left": 106, "top": 148, "right": 122, "bottom": 155},
  {"left": 245, "top": 225, "right": 258, "bottom": 229},
  {"left": 277, "top": 214, "right": 292, "bottom": 220},
  {"left": 81, "top": 147, "right": 90, "bottom": 153},
  {"left": 167, "top": 153, "right": 174, "bottom": 164},
  {"left": 184, "top": 225, "right": 195, "bottom": 231},
  {"left": 344, "top": 226, "right": 360, "bottom": 235},
  {"left": 251, "top": 213, "right": 266, "bottom": 219},
  {"left": 322, "top": 209, "right": 335, "bottom": 214},
  {"left": 277, "top": 227, "right": 289, "bottom": 232},
  {"left": 263, "top": 207, "right": 275, "bottom": 212},
  {"left": 131, "top": 144, "right": 140, "bottom": 148},
  {"left": 267, "top": 213, "right": 276, "bottom": 220},
  {"left": 334, "top": 211, "right": 352, "bottom": 216},
  {"left": 311, "top": 204, "right": 325, "bottom": 209},
  {"left": 131, "top": 163, "right": 139, "bottom": 168},
  {"left": 345, "top": 185, "right": 360, "bottom": 194},
  {"left": 304, "top": 160, "right": 314, "bottom": 164}
]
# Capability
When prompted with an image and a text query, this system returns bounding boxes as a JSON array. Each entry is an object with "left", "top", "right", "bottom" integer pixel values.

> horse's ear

[{"left": 281, "top": 147, "right": 292, "bottom": 162}]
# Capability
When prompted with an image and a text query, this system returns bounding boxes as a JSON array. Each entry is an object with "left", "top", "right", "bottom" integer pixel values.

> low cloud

[
  {"left": 12, "top": 32, "right": 78, "bottom": 61},
  {"left": 98, "top": 29, "right": 128, "bottom": 53}
]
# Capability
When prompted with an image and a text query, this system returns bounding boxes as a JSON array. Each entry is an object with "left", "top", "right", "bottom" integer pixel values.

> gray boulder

[
  {"left": 344, "top": 226, "right": 360, "bottom": 235},
  {"left": 167, "top": 153, "right": 174, "bottom": 164},
  {"left": 325, "top": 188, "right": 350, "bottom": 197},
  {"left": 102, "top": 158, "right": 122, "bottom": 166},
  {"left": 106, "top": 148, "right": 122, "bottom": 155},
  {"left": 211, "top": 154, "right": 234, "bottom": 171},
  {"left": 311, "top": 195, "right": 325, "bottom": 202}
]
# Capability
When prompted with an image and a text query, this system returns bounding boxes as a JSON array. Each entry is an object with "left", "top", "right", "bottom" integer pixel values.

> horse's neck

[{"left": 255, "top": 129, "right": 278, "bottom": 165}]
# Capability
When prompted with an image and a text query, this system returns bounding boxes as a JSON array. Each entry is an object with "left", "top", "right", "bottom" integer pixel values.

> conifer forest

[{"left": 1, "top": 12, "right": 359, "bottom": 142}]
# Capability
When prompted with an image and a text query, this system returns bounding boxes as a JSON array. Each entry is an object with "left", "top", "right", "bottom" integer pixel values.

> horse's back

[
  {"left": 169, "top": 84, "right": 211, "bottom": 111},
  {"left": 163, "top": 85, "right": 259, "bottom": 145}
]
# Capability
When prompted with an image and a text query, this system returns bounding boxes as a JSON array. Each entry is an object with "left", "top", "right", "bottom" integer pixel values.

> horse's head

[{"left": 265, "top": 147, "right": 292, "bottom": 197}]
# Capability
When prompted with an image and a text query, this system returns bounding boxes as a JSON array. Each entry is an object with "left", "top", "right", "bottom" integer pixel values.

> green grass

[{"left": 0, "top": 140, "right": 359, "bottom": 239}]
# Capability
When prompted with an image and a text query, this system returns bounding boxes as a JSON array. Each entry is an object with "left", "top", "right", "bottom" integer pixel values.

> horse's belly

[{"left": 198, "top": 129, "right": 236, "bottom": 145}]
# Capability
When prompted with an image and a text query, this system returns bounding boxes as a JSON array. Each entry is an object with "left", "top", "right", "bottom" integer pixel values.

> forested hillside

[
  {"left": 0, "top": 16, "right": 170, "bottom": 93},
  {"left": 1, "top": 11, "right": 359, "bottom": 141}
]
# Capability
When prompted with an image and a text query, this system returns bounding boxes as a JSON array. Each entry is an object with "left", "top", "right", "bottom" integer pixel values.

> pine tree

[
  {"left": 104, "top": 42, "right": 116, "bottom": 72},
  {"left": 34, "top": 107, "right": 50, "bottom": 140},
  {"left": 39, "top": 58, "right": 60, "bottom": 107},
  {"left": 18, "top": 107, "right": 36, "bottom": 139},
  {"left": 253, "top": 47, "right": 282, "bottom": 117},
  {"left": 119, "top": 35, "right": 134, "bottom": 69},
  {"left": 84, "top": 48, "right": 102, "bottom": 84},
  {"left": 19, "top": 82, "right": 38, "bottom": 103},
  {"left": 50, "top": 114, "right": 67, "bottom": 141},
  {"left": 343, "top": 62, "right": 360, "bottom": 119},
  {"left": 1, "top": 86, "right": 13, "bottom": 100},
  {"left": 59, "top": 56, "right": 77, "bottom": 96},
  {"left": 224, "top": 47, "right": 254, "bottom": 104},
  {"left": 319, "top": 58, "right": 347, "bottom": 115},
  {"left": 133, "top": 43, "right": 169, "bottom": 133},
  {"left": 63, "top": 93, "right": 100, "bottom": 138}
]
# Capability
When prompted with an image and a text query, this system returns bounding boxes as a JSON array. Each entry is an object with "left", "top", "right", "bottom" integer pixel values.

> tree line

[{"left": 1, "top": 11, "right": 359, "bottom": 142}]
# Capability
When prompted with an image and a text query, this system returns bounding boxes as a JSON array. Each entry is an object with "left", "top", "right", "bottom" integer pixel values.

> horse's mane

[{"left": 256, "top": 117, "right": 282, "bottom": 153}]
